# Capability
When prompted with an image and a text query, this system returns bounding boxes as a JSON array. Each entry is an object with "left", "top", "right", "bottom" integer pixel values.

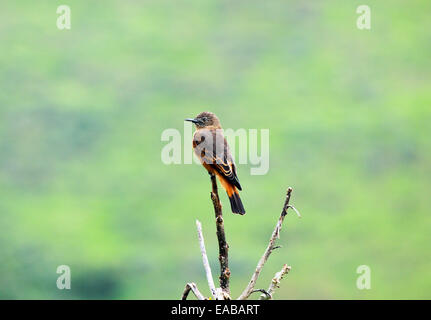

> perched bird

[{"left": 185, "top": 112, "right": 245, "bottom": 215}]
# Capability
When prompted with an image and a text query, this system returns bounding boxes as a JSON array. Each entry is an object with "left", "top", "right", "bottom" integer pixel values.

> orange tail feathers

[
  {"left": 228, "top": 191, "right": 246, "bottom": 215},
  {"left": 216, "top": 172, "right": 246, "bottom": 215}
]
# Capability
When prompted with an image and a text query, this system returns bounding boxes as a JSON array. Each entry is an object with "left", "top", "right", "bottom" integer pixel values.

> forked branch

[
  {"left": 181, "top": 283, "right": 206, "bottom": 300},
  {"left": 182, "top": 186, "right": 299, "bottom": 300},
  {"left": 237, "top": 187, "right": 299, "bottom": 300},
  {"left": 259, "top": 264, "right": 291, "bottom": 300}
]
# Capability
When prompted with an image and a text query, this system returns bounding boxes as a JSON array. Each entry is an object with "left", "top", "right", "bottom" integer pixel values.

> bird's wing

[{"left": 193, "top": 129, "right": 242, "bottom": 190}]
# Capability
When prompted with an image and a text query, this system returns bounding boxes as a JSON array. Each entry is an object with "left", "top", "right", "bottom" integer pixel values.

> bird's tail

[{"left": 228, "top": 191, "right": 246, "bottom": 215}]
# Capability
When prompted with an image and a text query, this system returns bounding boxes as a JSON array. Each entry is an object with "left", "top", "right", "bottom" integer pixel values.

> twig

[
  {"left": 195, "top": 220, "right": 217, "bottom": 299},
  {"left": 259, "top": 264, "right": 291, "bottom": 300},
  {"left": 251, "top": 289, "right": 270, "bottom": 298},
  {"left": 210, "top": 173, "right": 230, "bottom": 298},
  {"left": 237, "top": 187, "right": 297, "bottom": 300},
  {"left": 181, "top": 282, "right": 206, "bottom": 300}
]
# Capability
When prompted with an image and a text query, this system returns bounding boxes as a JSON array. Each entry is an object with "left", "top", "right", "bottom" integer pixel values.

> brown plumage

[{"left": 185, "top": 112, "right": 245, "bottom": 215}]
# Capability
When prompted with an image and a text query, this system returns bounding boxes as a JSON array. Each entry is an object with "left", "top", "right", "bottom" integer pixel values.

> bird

[{"left": 185, "top": 111, "right": 245, "bottom": 215}]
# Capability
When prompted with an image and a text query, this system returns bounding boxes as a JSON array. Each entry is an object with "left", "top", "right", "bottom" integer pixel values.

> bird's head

[{"left": 185, "top": 111, "right": 221, "bottom": 129}]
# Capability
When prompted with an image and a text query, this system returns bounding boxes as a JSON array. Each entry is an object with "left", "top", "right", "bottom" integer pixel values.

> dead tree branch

[
  {"left": 210, "top": 173, "right": 230, "bottom": 298},
  {"left": 195, "top": 220, "right": 217, "bottom": 300},
  {"left": 237, "top": 187, "right": 299, "bottom": 300},
  {"left": 181, "top": 283, "right": 206, "bottom": 300},
  {"left": 181, "top": 186, "right": 299, "bottom": 300},
  {"left": 259, "top": 264, "right": 291, "bottom": 300}
]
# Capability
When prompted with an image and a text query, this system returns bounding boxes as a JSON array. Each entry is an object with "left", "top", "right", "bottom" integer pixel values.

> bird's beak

[{"left": 185, "top": 118, "right": 198, "bottom": 124}]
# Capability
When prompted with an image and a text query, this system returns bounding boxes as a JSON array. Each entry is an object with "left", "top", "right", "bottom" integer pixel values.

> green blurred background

[{"left": 0, "top": 0, "right": 430, "bottom": 299}]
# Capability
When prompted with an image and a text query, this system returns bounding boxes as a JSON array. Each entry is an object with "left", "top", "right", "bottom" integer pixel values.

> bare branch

[
  {"left": 251, "top": 289, "right": 271, "bottom": 298},
  {"left": 237, "top": 187, "right": 298, "bottom": 300},
  {"left": 287, "top": 205, "right": 301, "bottom": 218},
  {"left": 181, "top": 282, "right": 206, "bottom": 300},
  {"left": 182, "top": 185, "right": 298, "bottom": 301},
  {"left": 195, "top": 220, "right": 217, "bottom": 299},
  {"left": 259, "top": 264, "right": 291, "bottom": 300},
  {"left": 210, "top": 173, "right": 231, "bottom": 298}
]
